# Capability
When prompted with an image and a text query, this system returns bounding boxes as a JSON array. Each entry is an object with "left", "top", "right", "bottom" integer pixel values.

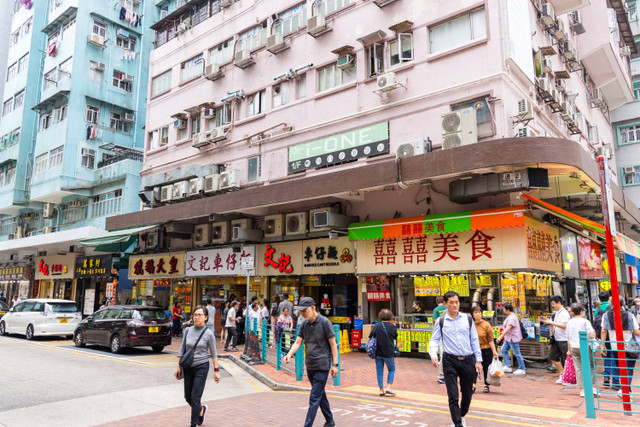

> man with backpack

[
  {"left": 429, "top": 291, "right": 482, "bottom": 427},
  {"left": 284, "top": 297, "right": 338, "bottom": 427},
  {"left": 593, "top": 291, "right": 614, "bottom": 387}
]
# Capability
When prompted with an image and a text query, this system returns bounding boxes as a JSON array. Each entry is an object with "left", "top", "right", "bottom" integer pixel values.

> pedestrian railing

[{"left": 579, "top": 330, "right": 638, "bottom": 418}]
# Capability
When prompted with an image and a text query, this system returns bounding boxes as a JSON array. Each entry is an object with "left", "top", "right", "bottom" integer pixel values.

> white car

[{"left": 0, "top": 299, "right": 82, "bottom": 339}]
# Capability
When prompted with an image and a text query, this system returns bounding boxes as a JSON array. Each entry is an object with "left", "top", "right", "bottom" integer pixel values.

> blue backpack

[{"left": 366, "top": 334, "right": 377, "bottom": 359}]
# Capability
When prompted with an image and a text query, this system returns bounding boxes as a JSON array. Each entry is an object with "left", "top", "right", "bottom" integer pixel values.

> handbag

[
  {"left": 381, "top": 322, "right": 400, "bottom": 357},
  {"left": 366, "top": 335, "right": 377, "bottom": 359},
  {"left": 561, "top": 354, "right": 576, "bottom": 385},
  {"left": 179, "top": 327, "right": 208, "bottom": 369},
  {"left": 623, "top": 330, "right": 640, "bottom": 359}
]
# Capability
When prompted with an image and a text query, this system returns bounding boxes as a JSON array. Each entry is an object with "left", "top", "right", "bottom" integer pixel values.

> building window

[
  {"left": 620, "top": 125, "right": 640, "bottom": 145},
  {"left": 624, "top": 165, "right": 640, "bottom": 185},
  {"left": 215, "top": 103, "right": 232, "bottom": 127},
  {"left": 429, "top": 8, "right": 487, "bottom": 54},
  {"left": 80, "top": 148, "right": 95, "bottom": 169},
  {"left": 11, "top": 30, "right": 19, "bottom": 46},
  {"left": 451, "top": 96, "right": 493, "bottom": 138},
  {"left": 317, "top": 61, "right": 356, "bottom": 92},
  {"left": 120, "top": 0, "right": 139, "bottom": 13},
  {"left": 13, "top": 90, "right": 25, "bottom": 110},
  {"left": 49, "top": 146, "right": 64, "bottom": 168},
  {"left": 181, "top": 54, "right": 203, "bottom": 83},
  {"left": 634, "top": 81, "right": 640, "bottom": 101},
  {"left": 237, "top": 22, "right": 267, "bottom": 52},
  {"left": 92, "top": 20, "right": 107, "bottom": 38},
  {"left": 367, "top": 43, "right": 384, "bottom": 77},
  {"left": 23, "top": 17, "right": 32, "bottom": 36},
  {"left": 6, "top": 63, "right": 17, "bottom": 81},
  {"left": 112, "top": 70, "right": 133, "bottom": 91},
  {"left": 47, "top": 30, "right": 60, "bottom": 46},
  {"left": 389, "top": 33, "right": 413, "bottom": 66},
  {"left": 151, "top": 70, "right": 172, "bottom": 96},
  {"left": 4, "top": 167, "right": 16, "bottom": 186},
  {"left": 191, "top": 116, "right": 201, "bottom": 136},
  {"left": 247, "top": 90, "right": 266, "bottom": 116},
  {"left": 273, "top": 81, "right": 290, "bottom": 107},
  {"left": 208, "top": 39, "right": 234, "bottom": 66},
  {"left": 58, "top": 57, "right": 73, "bottom": 80},
  {"left": 316, "top": 0, "right": 353, "bottom": 16},
  {"left": 62, "top": 17, "right": 76, "bottom": 39},
  {"left": 34, "top": 153, "right": 48, "bottom": 174},
  {"left": 2, "top": 99, "right": 13, "bottom": 117},
  {"left": 88, "top": 61, "right": 104, "bottom": 82},
  {"left": 150, "top": 126, "right": 169, "bottom": 150},
  {"left": 275, "top": 3, "right": 306, "bottom": 36},
  {"left": 92, "top": 189, "right": 122, "bottom": 218},
  {"left": 247, "top": 155, "right": 261, "bottom": 183},
  {"left": 18, "top": 53, "right": 29, "bottom": 74},
  {"left": 39, "top": 112, "right": 52, "bottom": 131},
  {"left": 110, "top": 112, "right": 131, "bottom": 133},
  {"left": 85, "top": 105, "right": 100, "bottom": 124},
  {"left": 116, "top": 34, "right": 136, "bottom": 50},
  {"left": 296, "top": 74, "right": 307, "bottom": 99},
  {"left": 43, "top": 68, "right": 57, "bottom": 90},
  {"left": 54, "top": 104, "right": 68, "bottom": 123}
]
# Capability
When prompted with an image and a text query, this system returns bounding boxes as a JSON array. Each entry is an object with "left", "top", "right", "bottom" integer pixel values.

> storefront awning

[
  {"left": 348, "top": 206, "right": 526, "bottom": 241},
  {"left": 520, "top": 193, "right": 605, "bottom": 236},
  {"left": 77, "top": 224, "right": 159, "bottom": 252}
]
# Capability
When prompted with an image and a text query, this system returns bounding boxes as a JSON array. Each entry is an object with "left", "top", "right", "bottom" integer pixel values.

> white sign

[
  {"left": 185, "top": 246, "right": 255, "bottom": 277},
  {"left": 83, "top": 289, "right": 95, "bottom": 315}
]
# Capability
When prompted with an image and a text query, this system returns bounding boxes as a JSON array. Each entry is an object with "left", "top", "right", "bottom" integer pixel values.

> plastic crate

[{"left": 351, "top": 330, "right": 362, "bottom": 339}]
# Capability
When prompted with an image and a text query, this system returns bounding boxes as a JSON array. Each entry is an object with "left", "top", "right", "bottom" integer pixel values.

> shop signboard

[
  {"left": 577, "top": 236, "right": 602, "bottom": 279},
  {"left": 75, "top": 255, "right": 112, "bottom": 279},
  {"left": 560, "top": 230, "right": 579, "bottom": 278},
  {"left": 35, "top": 254, "right": 77, "bottom": 280},
  {"left": 185, "top": 246, "right": 256, "bottom": 277},
  {"left": 83, "top": 289, "right": 95, "bottom": 315},
  {"left": 365, "top": 275, "right": 391, "bottom": 301},
  {"left": 128, "top": 253, "right": 185, "bottom": 280},
  {"left": 356, "top": 216, "right": 561, "bottom": 274},
  {"left": 0, "top": 266, "right": 29, "bottom": 281},
  {"left": 288, "top": 122, "right": 389, "bottom": 174},
  {"left": 256, "top": 237, "right": 355, "bottom": 276}
]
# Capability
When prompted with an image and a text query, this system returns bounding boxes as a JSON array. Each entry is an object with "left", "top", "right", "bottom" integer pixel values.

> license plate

[
  {"left": 59, "top": 318, "right": 68, "bottom": 323},
  {"left": 148, "top": 326, "right": 158, "bottom": 333}
]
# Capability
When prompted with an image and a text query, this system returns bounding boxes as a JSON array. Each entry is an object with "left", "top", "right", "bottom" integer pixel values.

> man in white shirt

[
  {"left": 224, "top": 301, "right": 240, "bottom": 352},
  {"left": 542, "top": 295, "right": 570, "bottom": 384}
]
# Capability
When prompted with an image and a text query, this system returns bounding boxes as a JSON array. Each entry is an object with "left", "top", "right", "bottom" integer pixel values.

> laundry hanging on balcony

[
  {"left": 46, "top": 42, "right": 57, "bottom": 57},
  {"left": 119, "top": 7, "right": 142, "bottom": 26},
  {"left": 120, "top": 49, "right": 137, "bottom": 62},
  {"left": 86, "top": 126, "right": 102, "bottom": 140}
]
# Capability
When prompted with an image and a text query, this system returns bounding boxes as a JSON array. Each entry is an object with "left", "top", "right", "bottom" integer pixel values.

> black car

[
  {"left": 73, "top": 305, "right": 171, "bottom": 353},
  {"left": 0, "top": 300, "right": 8, "bottom": 320}
]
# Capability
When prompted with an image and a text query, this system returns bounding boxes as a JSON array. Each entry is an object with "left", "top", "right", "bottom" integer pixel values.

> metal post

[
  {"left": 579, "top": 331, "right": 596, "bottom": 419},
  {"left": 245, "top": 272, "right": 250, "bottom": 339},
  {"left": 295, "top": 323, "right": 304, "bottom": 381},
  {"left": 276, "top": 327, "right": 282, "bottom": 371},
  {"left": 597, "top": 156, "right": 631, "bottom": 412},
  {"left": 261, "top": 318, "right": 267, "bottom": 363},
  {"left": 333, "top": 324, "right": 341, "bottom": 386}
]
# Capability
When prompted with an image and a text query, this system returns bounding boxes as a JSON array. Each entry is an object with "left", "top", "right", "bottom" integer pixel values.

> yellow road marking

[
  {"left": 343, "top": 385, "right": 577, "bottom": 420},
  {"left": 242, "top": 377, "right": 268, "bottom": 392}
]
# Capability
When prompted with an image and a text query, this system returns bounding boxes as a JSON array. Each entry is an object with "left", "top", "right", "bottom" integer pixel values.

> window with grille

[
  {"left": 275, "top": 2, "right": 306, "bottom": 36},
  {"left": 49, "top": 146, "right": 64, "bottom": 168},
  {"left": 6, "top": 63, "right": 17, "bottom": 81},
  {"left": 248, "top": 156, "right": 261, "bottom": 183},
  {"left": 34, "top": 153, "right": 48, "bottom": 174},
  {"left": 181, "top": 54, "right": 203, "bottom": 83},
  {"left": 2, "top": 99, "right": 12, "bottom": 117},
  {"left": 43, "top": 68, "right": 57, "bottom": 90},
  {"left": 92, "top": 189, "right": 123, "bottom": 218},
  {"left": 58, "top": 57, "right": 73, "bottom": 79},
  {"left": 113, "top": 70, "right": 133, "bottom": 91},
  {"left": 317, "top": 62, "right": 356, "bottom": 92},
  {"left": 86, "top": 105, "right": 99, "bottom": 124}
]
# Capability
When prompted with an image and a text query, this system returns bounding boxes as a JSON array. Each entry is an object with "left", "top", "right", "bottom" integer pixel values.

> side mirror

[
  {"left": 9, "top": 308, "right": 13, "bottom": 312},
  {"left": 87, "top": 316, "right": 93, "bottom": 321}
]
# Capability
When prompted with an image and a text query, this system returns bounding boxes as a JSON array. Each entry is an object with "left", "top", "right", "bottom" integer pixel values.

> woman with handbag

[
  {"left": 175, "top": 305, "right": 221, "bottom": 427},
  {"left": 472, "top": 306, "right": 499, "bottom": 393},
  {"left": 369, "top": 309, "right": 398, "bottom": 396}
]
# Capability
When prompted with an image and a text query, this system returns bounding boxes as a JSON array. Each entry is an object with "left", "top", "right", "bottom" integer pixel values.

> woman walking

[
  {"left": 369, "top": 309, "right": 398, "bottom": 396},
  {"left": 175, "top": 305, "right": 221, "bottom": 427},
  {"left": 275, "top": 306, "right": 293, "bottom": 352},
  {"left": 496, "top": 303, "right": 526, "bottom": 375},
  {"left": 566, "top": 303, "right": 598, "bottom": 397},
  {"left": 472, "top": 306, "right": 498, "bottom": 393}
]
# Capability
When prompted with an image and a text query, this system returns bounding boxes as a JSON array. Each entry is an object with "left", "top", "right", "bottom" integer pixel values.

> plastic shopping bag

[
  {"left": 561, "top": 354, "right": 577, "bottom": 385},
  {"left": 489, "top": 358, "right": 505, "bottom": 378}
]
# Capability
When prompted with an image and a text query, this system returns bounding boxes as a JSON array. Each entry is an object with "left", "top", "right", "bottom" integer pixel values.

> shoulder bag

[{"left": 179, "top": 327, "right": 208, "bottom": 369}]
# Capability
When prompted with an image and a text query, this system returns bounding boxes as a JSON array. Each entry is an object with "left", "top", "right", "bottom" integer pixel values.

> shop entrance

[{"left": 53, "top": 281, "right": 73, "bottom": 300}]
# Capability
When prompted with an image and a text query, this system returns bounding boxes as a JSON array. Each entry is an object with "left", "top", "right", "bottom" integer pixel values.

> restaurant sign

[
  {"left": 0, "top": 265, "right": 29, "bottom": 281},
  {"left": 185, "top": 246, "right": 256, "bottom": 277},
  {"left": 35, "top": 254, "right": 77, "bottom": 280},
  {"left": 75, "top": 255, "right": 112, "bottom": 279},
  {"left": 128, "top": 253, "right": 185, "bottom": 280},
  {"left": 288, "top": 122, "right": 389, "bottom": 174}
]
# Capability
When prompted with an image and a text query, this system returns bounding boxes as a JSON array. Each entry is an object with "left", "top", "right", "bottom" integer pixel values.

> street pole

[{"left": 597, "top": 156, "right": 631, "bottom": 413}]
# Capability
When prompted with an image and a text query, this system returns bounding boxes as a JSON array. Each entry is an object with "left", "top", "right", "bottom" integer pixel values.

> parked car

[
  {"left": 0, "top": 299, "right": 81, "bottom": 339},
  {"left": 73, "top": 305, "right": 171, "bottom": 353},
  {"left": 0, "top": 300, "right": 9, "bottom": 320}
]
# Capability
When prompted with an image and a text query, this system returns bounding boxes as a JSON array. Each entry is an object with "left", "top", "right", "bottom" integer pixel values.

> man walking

[
  {"left": 205, "top": 299, "right": 216, "bottom": 334},
  {"left": 429, "top": 291, "right": 483, "bottom": 427},
  {"left": 432, "top": 296, "right": 447, "bottom": 384},
  {"left": 223, "top": 301, "right": 240, "bottom": 352},
  {"left": 542, "top": 295, "right": 570, "bottom": 384},
  {"left": 284, "top": 297, "right": 338, "bottom": 427},
  {"left": 593, "top": 291, "right": 614, "bottom": 387}
]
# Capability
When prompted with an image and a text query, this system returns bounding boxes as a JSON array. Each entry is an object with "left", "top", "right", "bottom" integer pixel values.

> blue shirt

[{"left": 428, "top": 311, "right": 482, "bottom": 362}]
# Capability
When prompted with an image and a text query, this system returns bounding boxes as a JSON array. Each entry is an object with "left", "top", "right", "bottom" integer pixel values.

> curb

[{"left": 219, "top": 354, "right": 310, "bottom": 392}]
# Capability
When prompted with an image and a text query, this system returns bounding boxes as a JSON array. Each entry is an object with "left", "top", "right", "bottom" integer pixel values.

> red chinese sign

[
  {"left": 264, "top": 244, "right": 294, "bottom": 273},
  {"left": 366, "top": 276, "right": 391, "bottom": 301}
]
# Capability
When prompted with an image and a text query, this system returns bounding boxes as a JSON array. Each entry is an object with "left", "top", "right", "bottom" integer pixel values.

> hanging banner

[
  {"left": 577, "top": 236, "right": 602, "bottom": 279},
  {"left": 365, "top": 275, "right": 391, "bottom": 301}
]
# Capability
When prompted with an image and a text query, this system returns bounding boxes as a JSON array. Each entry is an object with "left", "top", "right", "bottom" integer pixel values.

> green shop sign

[{"left": 288, "top": 122, "right": 389, "bottom": 174}]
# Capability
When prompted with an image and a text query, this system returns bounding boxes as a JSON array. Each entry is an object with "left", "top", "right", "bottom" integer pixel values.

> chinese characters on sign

[
  {"left": 577, "top": 236, "right": 602, "bottom": 279},
  {"left": 128, "top": 253, "right": 185, "bottom": 280},
  {"left": 35, "top": 255, "right": 76, "bottom": 280},
  {"left": 366, "top": 276, "right": 391, "bottom": 301},
  {"left": 185, "top": 247, "right": 255, "bottom": 277},
  {"left": 256, "top": 238, "right": 355, "bottom": 276},
  {"left": 75, "top": 256, "right": 112, "bottom": 279}
]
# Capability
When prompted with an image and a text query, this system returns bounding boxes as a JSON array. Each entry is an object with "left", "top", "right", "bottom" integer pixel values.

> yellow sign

[
  {"left": 329, "top": 317, "right": 349, "bottom": 324},
  {"left": 599, "top": 280, "right": 611, "bottom": 291},
  {"left": 482, "top": 310, "right": 494, "bottom": 317}
]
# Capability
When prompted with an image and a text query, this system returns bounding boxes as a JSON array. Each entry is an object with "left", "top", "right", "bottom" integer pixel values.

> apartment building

[
  {"left": 0, "top": 1, "right": 15, "bottom": 96},
  {"left": 105, "top": 0, "right": 640, "bottom": 312}
]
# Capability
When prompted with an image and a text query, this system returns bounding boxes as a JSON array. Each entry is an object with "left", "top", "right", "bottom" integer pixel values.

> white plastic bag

[{"left": 489, "top": 358, "right": 505, "bottom": 378}]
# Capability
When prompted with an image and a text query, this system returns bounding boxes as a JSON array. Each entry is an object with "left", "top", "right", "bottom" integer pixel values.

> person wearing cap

[{"left": 284, "top": 297, "right": 338, "bottom": 427}]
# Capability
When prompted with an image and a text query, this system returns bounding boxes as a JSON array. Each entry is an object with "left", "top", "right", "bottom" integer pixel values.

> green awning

[{"left": 78, "top": 224, "right": 159, "bottom": 248}]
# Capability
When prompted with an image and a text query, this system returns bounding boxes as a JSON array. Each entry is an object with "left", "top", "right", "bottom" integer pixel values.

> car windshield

[
  {"left": 0, "top": 301, "right": 8, "bottom": 310},
  {"left": 45, "top": 302, "right": 78, "bottom": 313},
  {"left": 133, "top": 309, "right": 167, "bottom": 320}
]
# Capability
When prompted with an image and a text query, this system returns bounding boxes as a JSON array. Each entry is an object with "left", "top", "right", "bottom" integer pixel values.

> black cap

[{"left": 298, "top": 297, "right": 315, "bottom": 309}]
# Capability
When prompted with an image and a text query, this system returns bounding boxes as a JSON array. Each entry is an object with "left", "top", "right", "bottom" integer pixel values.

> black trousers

[
  {"left": 443, "top": 353, "right": 476, "bottom": 427},
  {"left": 183, "top": 362, "right": 209, "bottom": 426},
  {"left": 224, "top": 326, "right": 237, "bottom": 349},
  {"left": 480, "top": 348, "right": 493, "bottom": 386}
]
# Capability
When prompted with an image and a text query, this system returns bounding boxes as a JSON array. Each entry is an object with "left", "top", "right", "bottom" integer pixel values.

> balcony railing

[{"left": 97, "top": 151, "right": 143, "bottom": 169}]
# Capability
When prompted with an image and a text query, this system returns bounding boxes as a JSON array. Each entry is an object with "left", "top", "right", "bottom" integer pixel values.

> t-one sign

[{"left": 288, "top": 122, "right": 389, "bottom": 174}]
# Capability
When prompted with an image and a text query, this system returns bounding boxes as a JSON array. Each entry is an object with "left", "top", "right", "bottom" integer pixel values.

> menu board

[
  {"left": 439, "top": 275, "right": 469, "bottom": 297},
  {"left": 475, "top": 274, "right": 493, "bottom": 287},
  {"left": 397, "top": 330, "right": 411, "bottom": 352},
  {"left": 414, "top": 276, "right": 441, "bottom": 296}
]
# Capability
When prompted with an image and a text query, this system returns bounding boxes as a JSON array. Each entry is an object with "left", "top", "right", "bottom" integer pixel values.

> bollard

[
  {"left": 295, "top": 323, "right": 304, "bottom": 381},
  {"left": 261, "top": 318, "right": 267, "bottom": 363},
  {"left": 333, "top": 324, "right": 341, "bottom": 386},
  {"left": 276, "top": 327, "right": 283, "bottom": 371},
  {"left": 579, "top": 331, "right": 596, "bottom": 419}
]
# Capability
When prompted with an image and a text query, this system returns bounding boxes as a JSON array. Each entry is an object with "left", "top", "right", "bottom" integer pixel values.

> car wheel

[
  {"left": 110, "top": 335, "right": 122, "bottom": 354},
  {"left": 0, "top": 321, "right": 6, "bottom": 335},
  {"left": 74, "top": 330, "right": 85, "bottom": 348},
  {"left": 151, "top": 345, "right": 164, "bottom": 353},
  {"left": 25, "top": 324, "right": 34, "bottom": 340}
]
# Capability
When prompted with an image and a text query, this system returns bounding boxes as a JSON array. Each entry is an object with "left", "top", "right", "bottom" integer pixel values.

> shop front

[
  {"left": 256, "top": 237, "right": 357, "bottom": 324},
  {"left": 0, "top": 265, "right": 31, "bottom": 302},
  {"left": 185, "top": 245, "right": 257, "bottom": 332},
  {"left": 128, "top": 252, "right": 189, "bottom": 314},
  {"left": 75, "top": 255, "right": 115, "bottom": 315},
  {"left": 34, "top": 254, "right": 78, "bottom": 301},
  {"left": 349, "top": 207, "right": 563, "bottom": 356}
]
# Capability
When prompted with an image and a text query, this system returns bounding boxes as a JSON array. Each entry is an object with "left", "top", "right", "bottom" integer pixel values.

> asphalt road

[{"left": 0, "top": 334, "right": 266, "bottom": 427}]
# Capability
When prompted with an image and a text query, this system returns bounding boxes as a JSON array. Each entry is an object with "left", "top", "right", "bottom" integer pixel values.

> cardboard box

[{"left": 361, "top": 324, "right": 374, "bottom": 344}]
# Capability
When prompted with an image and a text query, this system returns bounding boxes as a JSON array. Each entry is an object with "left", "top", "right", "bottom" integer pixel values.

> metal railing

[
  {"left": 97, "top": 151, "right": 143, "bottom": 169},
  {"left": 579, "top": 330, "right": 639, "bottom": 418}
]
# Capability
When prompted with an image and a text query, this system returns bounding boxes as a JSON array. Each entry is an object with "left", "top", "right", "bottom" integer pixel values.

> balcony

[
  {"left": 547, "top": 0, "right": 590, "bottom": 15},
  {"left": 581, "top": 43, "right": 633, "bottom": 109},
  {"left": 95, "top": 155, "right": 143, "bottom": 184}
]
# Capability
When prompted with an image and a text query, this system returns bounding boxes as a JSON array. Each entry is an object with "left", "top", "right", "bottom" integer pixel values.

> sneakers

[
  {"left": 556, "top": 375, "right": 564, "bottom": 384},
  {"left": 437, "top": 378, "right": 445, "bottom": 384},
  {"left": 513, "top": 369, "right": 526, "bottom": 376},
  {"left": 231, "top": 347, "right": 239, "bottom": 352},
  {"left": 483, "top": 385, "right": 490, "bottom": 393},
  {"left": 503, "top": 366, "right": 513, "bottom": 373},
  {"left": 385, "top": 389, "right": 396, "bottom": 396},
  {"left": 198, "top": 404, "right": 207, "bottom": 426},
  {"left": 618, "top": 389, "right": 634, "bottom": 402},
  {"left": 461, "top": 417, "right": 468, "bottom": 426}
]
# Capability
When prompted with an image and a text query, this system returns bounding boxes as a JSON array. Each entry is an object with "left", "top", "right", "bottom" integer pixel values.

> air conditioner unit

[
  {"left": 188, "top": 177, "right": 203, "bottom": 196},
  {"left": 560, "top": 102, "right": 571, "bottom": 121},
  {"left": 555, "top": 78, "right": 566, "bottom": 92},
  {"left": 620, "top": 46, "right": 631, "bottom": 57},
  {"left": 624, "top": 166, "right": 635, "bottom": 173},
  {"left": 517, "top": 99, "right": 533, "bottom": 120},
  {"left": 232, "top": 227, "right": 263, "bottom": 242},
  {"left": 441, "top": 108, "right": 478, "bottom": 150},
  {"left": 219, "top": 169, "right": 239, "bottom": 190},
  {"left": 337, "top": 54, "right": 354, "bottom": 70},
  {"left": 123, "top": 113, "right": 135, "bottom": 122},
  {"left": 42, "top": 226, "right": 53, "bottom": 234},
  {"left": 569, "top": 10, "right": 585, "bottom": 34},
  {"left": 205, "top": 63, "right": 222, "bottom": 80},
  {"left": 203, "top": 108, "right": 215, "bottom": 119},
  {"left": 310, "top": 208, "right": 350, "bottom": 232},
  {"left": 286, "top": 212, "right": 308, "bottom": 235},
  {"left": 91, "top": 62, "right": 106, "bottom": 71},
  {"left": 160, "top": 185, "right": 172, "bottom": 202},
  {"left": 174, "top": 119, "right": 187, "bottom": 129},
  {"left": 516, "top": 127, "right": 538, "bottom": 137},
  {"left": 234, "top": 49, "right": 253, "bottom": 67},
  {"left": 540, "top": 2, "right": 555, "bottom": 27},
  {"left": 373, "top": 0, "right": 399, "bottom": 6},
  {"left": 591, "top": 89, "right": 603, "bottom": 106},
  {"left": 193, "top": 224, "right": 211, "bottom": 246},
  {"left": 42, "top": 203, "right": 54, "bottom": 219},
  {"left": 267, "top": 34, "right": 285, "bottom": 53},
  {"left": 263, "top": 214, "right": 284, "bottom": 237},
  {"left": 90, "top": 33, "right": 105, "bottom": 46},
  {"left": 14, "top": 226, "right": 23, "bottom": 239},
  {"left": 376, "top": 72, "right": 397, "bottom": 92},
  {"left": 123, "top": 74, "right": 134, "bottom": 82},
  {"left": 220, "top": 0, "right": 234, "bottom": 7},
  {"left": 116, "top": 28, "right": 129, "bottom": 38},
  {"left": 146, "top": 231, "right": 159, "bottom": 249},
  {"left": 210, "top": 221, "right": 230, "bottom": 244},
  {"left": 396, "top": 140, "right": 427, "bottom": 158},
  {"left": 231, "top": 218, "right": 253, "bottom": 230},
  {"left": 209, "top": 127, "right": 227, "bottom": 143},
  {"left": 307, "top": 15, "right": 327, "bottom": 36},
  {"left": 598, "top": 144, "right": 612, "bottom": 159},
  {"left": 171, "top": 181, "right": 188, "bottom": 200},
  {"left": 541, "top": 58, "right": 552, "bottom": 74},
  {"left": 69, "top": 200, "right": 83, "bottom": 208},
  {"left": 552, "top": 19, "right": 565, "bottom": 41},
  {"left": 178, "top": 22, "right": 190, "bottom": 34},
  {"left": 192, "top": 133, "right": 208, "bottom": 148},
  {"left": 203, "top": 174, "right": 220, "bottom": 193},
  {"left": 537, "top": 76, "right": 551, "bottom": 93}
]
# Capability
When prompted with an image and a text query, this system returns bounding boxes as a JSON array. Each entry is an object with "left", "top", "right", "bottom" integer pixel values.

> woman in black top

[{"left": 369, "top": 309, "right": 398, "bottom": 396}]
